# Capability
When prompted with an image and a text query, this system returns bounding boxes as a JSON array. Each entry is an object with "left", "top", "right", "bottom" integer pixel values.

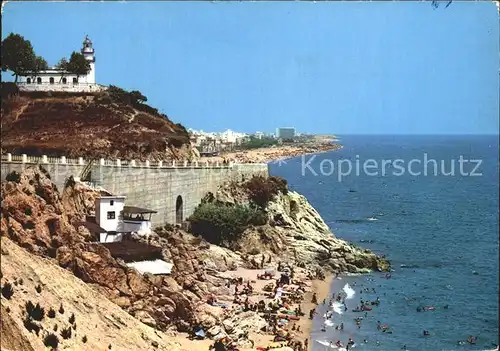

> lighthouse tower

[{"left": 81, "top": 35, "right": 96, "bottom": 84}]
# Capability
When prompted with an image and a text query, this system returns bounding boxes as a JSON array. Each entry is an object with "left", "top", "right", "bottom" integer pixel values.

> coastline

[
  {"left": 199, "top": 142, "right": 343, "bottom": 164},
  {"left": 299, "top": 274, "right": 334, "bottom": 351},
  {"left": 1, "top": 152, "right": 394, "bottom": 351}
]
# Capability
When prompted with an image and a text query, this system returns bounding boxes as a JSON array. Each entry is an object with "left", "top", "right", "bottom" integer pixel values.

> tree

[
  {"left": 29, "top": 56, "right": 48, "bottom": 80},
  {"left": 1, "top": 33, "right": 37, "bottom": 82},
  {"left": 130, "top": 90, "right": 147, "bottom": 104},
  {"left": 66, "top": 51, "right": 90, "bottom": 79},
  {"left": 55, "top": 57, "right": 69, "bottom": 83}
]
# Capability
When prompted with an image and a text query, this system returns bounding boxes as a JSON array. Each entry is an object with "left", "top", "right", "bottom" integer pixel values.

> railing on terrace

[
  {"left": 0, "top": 153, "right": 251, "bottom": 168},
  {"left": 16, "top": 82, "right": 100, "bottom": 87}
]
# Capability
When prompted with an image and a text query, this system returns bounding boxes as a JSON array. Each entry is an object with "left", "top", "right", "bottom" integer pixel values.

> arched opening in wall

[
  {"left": 49, "top": 77, "right": 54, "bottom": 84},
  {"left": 62, "top": 77, "right": 67, "bottom": 84},
  {"left": 37, "top": 77, "right": 42, "bottom": 84},
  {"left": 27, "top": 78, "right": 31, "bottom": 84},
  {"left": 73, "top": 77, "right": 78, "bottom": 84},
  {"left": 175, "top": 195, "right": 183, "bottom": 224}
]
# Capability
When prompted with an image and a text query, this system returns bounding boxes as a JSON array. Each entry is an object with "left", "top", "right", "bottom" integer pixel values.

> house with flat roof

[{"left": 79, "top": 195, "right": 157, "bottom": 243}]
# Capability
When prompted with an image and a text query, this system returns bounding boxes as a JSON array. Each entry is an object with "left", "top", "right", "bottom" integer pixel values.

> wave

[
  {"left": 316, "top": 340, "right": 348, "bottom": 350},
  {"left": 334, "top": 217, "right": 379, "bottom": 224},
  {"left": 400, "top": 264, "right": 420, "bottom": 269},
  {"left": 343, "top": 283, "right": 356, "bottom": 299},
  {"left": 399, "top": 262, "right": 443, "bottom": 269},
  {"left": 324, "top": 319, "right": 335, "bottom": 327},
  {"left": 330, "top": 301, "right": 344, "bottom": 315}
]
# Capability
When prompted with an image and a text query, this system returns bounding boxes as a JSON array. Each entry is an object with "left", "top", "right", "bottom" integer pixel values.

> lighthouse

[{"left": 81, "top": 35, "right": 96, "bottom": 84}]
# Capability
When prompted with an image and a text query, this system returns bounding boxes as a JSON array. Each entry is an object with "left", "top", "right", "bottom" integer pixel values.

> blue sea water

[{"left": 269, "top": 135, "right": 499, "bottom": 351}]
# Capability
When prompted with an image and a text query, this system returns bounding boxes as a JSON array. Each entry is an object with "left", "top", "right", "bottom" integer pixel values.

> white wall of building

[
  {"left": 99, "top": 233, "right": 124, "bottom": 243},
  {"left": 17, "top": 35, "right": 97, "bottom": 92},
  {"left": 123, "top": 220, "right": 152, "bottom": 235},
  {"left": 95, "top": 196, "right": 126, "bottom": 232}
]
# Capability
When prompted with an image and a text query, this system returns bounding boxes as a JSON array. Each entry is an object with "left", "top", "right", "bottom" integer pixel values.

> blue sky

[{"left": 2, "top": 1, "right": 499, "bottom": 135}]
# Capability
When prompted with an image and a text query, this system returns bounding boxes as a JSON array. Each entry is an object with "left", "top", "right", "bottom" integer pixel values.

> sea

[{"left": 269, "top": 135, "right": 499, "bottom": 351}]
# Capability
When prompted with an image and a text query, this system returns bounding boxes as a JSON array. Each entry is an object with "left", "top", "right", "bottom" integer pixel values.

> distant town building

[
  {"left": 188, "top": 128, "right": 249, "bottom": 152},
  {"left": 254, "top": 131, "right": 264, "bottom": 139},
  {"left": 16, "top": 35, "right": 105, "bottom": 93},
  {"left": 276, "top": 127, "right": 296, "bottom": 141}
]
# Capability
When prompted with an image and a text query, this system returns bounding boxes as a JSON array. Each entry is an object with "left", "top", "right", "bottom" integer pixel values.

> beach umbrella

[{"left": 195, "top": 329, "right": 206, "bottom": 338}]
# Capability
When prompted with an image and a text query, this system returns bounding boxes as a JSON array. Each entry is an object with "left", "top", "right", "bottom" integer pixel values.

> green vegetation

[
  {"left": 23, "top": 316, "right": 41, "bottom": 335},
  {"left": 25, "top": 301, "right": 45, "bottom": 321},
  {"left": 5, "top": 171, "right": 21, "bottom": 183},
  {"left": 61, "top": 326, "right": 72, "bottom": 339},
  {"left": 245, "top": 176, "right": 288, "bottom": 208},
  {"left": 189, "top": 202, "right": 267, "bottom": 245},
  {"left": 1, "top": 282, "right": 14, "bottom": 299},
  {"left": 55, "top": 51, "right": 91, "bottom": 80},
  {"left": 43, "top": 333, "right": 60, "bottom": 349},
  {"left": 48, "top": 308, "right": 56, "bottom": 318},
  {"left": 238, "top": 136, "right": 279, "bottom": 150},
  {"left": 2, "top": 32, "right": 91, "bottom": 83},
  {"left": 1, "top": 33, "right": 47, "bottom": 82}
]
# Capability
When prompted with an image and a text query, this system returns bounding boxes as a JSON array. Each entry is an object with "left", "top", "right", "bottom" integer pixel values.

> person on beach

[
  {"left": 312, "top": 293, "right": 318, "bottom": 304},
  {"left": 340, "top": 323, "right": 344, "bottom": 330}
]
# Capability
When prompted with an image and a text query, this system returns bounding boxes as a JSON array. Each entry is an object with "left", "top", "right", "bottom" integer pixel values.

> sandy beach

[
  {"left": 295, "top": 274, "right": 334, "bottom": 351},
  {"left": 199, "top": 142, "right": 342, "bottom": 164},
  {"left": 167, "top": 265, "right": 335, "bottom": 351}
]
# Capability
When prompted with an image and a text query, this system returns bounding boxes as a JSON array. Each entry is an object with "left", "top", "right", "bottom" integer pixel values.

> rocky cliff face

[
  {"left": 0, "top": 237, "right": 184, "bottom": 351},
  {"left": 1, "top": 166, "right": 389, "bottom": 348},
  {"left": 1, "top": 89, "right": 196, "bottom": 161},
  {"left": 0, "top": 167, "right": 249, "bottom": 336},
  {"left": 204, "top": 178, "right": 390, "bottom": 273}
]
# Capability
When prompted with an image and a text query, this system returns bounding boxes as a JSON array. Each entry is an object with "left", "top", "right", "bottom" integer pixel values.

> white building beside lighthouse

[{"left": 16, "top": 35, "right": 105, "bottom": 92}]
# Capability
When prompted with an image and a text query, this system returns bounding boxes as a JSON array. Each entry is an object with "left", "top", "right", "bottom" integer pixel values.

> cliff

[
  {"left": 0, "top": 85, "right": 197, "bottom": 161},
  {"left": 196, "top": 177, "right": 390, "bottom": 274},
  {"left": 0, "top": 237, "right": 184, "bottom": 351},
  {"left": 1, "top": 166, "right": 389, "bottom": 350}
]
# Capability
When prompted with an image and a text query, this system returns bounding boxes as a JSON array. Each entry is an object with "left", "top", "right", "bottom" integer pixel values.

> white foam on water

[
  {"left": 324, "top": 319, "right": 335, "bottom": 327},
  {"left": 343, "top": 283, "right": 356, "bottom": 299},
  {"left": 331, "top": 301, "right": 344, "bottom": 315},
  {"left": 315, "top": 340, "right": 347, "bottom": 350}
]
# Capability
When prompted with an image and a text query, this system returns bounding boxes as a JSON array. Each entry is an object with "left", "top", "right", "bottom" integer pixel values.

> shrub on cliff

[
  {"left": 25, "top": 301, "right": 45, "bottom": 321},
  {"left": 245, "top": 176, "right": 288, "bottom": 208},
  {"left": 5, "top": 171, "right": 21, "bottom": 183},
  {"left": 189, "top": 203, "right": 267, "bottom": 245},
  {"left": 1, "top": 282, "right": 14, "bottom": 299}
]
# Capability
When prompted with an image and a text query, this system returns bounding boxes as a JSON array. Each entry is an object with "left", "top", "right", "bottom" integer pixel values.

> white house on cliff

[
  {"left": 16, "top": 35, "right": 105, "bottom": 93},
  {"left": 77, "top": 195, "right": 157, "bottom": 243}
]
